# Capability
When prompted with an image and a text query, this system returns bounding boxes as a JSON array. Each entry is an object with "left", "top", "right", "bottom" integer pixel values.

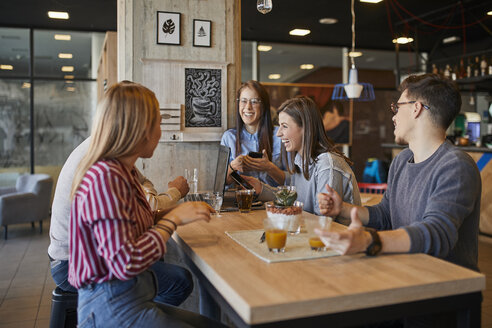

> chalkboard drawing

[{"left": 185, "top": 68, "right": 221, "bottom": 127}]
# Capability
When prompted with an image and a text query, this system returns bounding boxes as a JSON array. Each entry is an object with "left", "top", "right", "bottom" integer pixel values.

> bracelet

[
  {"left": 155, "top": 224, "right": 174, "bottom": 236},
  {"left": 159, "top": 218, "right": 177, "bottom": 230}
]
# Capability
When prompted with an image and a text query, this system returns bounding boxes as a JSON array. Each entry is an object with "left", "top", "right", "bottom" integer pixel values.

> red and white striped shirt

[{"left": 68, "top": 159, "right": 166, "bottom": 289}]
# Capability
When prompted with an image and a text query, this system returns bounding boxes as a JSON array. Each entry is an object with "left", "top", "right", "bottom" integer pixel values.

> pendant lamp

[{"left": 332, "top": 0, "right": 375, "bottom": 102}]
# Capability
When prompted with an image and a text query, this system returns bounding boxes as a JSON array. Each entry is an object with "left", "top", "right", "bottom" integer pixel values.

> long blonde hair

[{"left": 71, "top": 81, "right": 160, "bottom": 198}]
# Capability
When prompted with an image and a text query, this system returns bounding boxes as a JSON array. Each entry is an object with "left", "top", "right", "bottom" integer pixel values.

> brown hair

[
  {"left": 71, "top": 81, "right": 160, "bottom": 198},
  {"left": 278, "top": 96, "right": 352, "bottom": 180},
  {"left": 399, "top": 73, "right": 461, "bottom": 129},
  {"left": 235, "top": 80, "right": 273, "bottom": 160},
  {"left": 320, "top": 100, "right": 344, "bottom": 116}
]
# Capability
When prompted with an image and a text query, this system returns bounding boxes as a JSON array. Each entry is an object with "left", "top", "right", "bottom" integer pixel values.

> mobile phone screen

[{"left": 248, "top": 151, "right": 263, "bottom": 158}]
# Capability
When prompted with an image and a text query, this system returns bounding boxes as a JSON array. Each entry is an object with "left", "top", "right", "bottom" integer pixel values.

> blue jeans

[
  {"left": 50, "top": 258, "right": 193, "bottom": 306},
  {"left": 78, "top": 270, "right": 223, "bottom": 328}
]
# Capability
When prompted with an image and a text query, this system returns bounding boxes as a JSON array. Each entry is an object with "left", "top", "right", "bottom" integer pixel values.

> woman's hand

[
  {"left": 242, "top": 149, "right": 273, "bottom": 172},
  {"left": 230, "top": 155, "right": 247, "bottom": 172},
  {"left": 164, "top": 202, "right": 215, "bottom": 226},
  {"left": 241, "top": 175, "right": 263, "bottom": 194},
  {"left": 317, "top": 184, "right": 342, "bottom": 216}
]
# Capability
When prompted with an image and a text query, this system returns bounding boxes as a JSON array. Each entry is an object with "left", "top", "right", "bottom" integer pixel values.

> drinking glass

[
  {"left": 263, "top": 217, "right": 289, "bottom": 253},
  {"left": 185, "top": 168, "right": 198, "bottom": 193},
  {"left": 212, "top": 191, "right": 223, "bottom": 217},
  {"left": 304, "top": 216, "right": 332, "bottom": 251},
  {"left": 235, "top": 189, "right": 254, "bottom": 213}
]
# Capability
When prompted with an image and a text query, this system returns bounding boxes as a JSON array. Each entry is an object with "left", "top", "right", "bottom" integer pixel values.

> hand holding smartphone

[
  {"left": 248, "top": 151, "right": 263, "bottom": 159},
  {"left": 230, "top": 170, "right": 255, "bottom": 191}
]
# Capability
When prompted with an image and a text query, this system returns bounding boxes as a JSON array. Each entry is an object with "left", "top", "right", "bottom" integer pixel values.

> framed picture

[
  {"left": 193, "top": 19, "right": 211, "bottom": 47},
  {"left": 157, "top": 11, "right": 181, "bottom": 45}
]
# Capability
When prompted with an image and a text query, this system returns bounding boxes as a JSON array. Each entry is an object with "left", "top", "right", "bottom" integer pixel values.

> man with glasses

[
  {"left": 317, "top": 73, "right": 481, "bottom": 325},
  {"left": 317, "top": 73, "right": 480, "bottom": 269}
]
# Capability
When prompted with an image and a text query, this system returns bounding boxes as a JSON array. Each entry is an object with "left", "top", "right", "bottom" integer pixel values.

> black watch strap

[{"left": 365, "top": 227, "right": 382, "bottom": 256}]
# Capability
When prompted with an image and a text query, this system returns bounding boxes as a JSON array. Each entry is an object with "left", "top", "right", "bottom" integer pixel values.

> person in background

[
  {"left": 49, "top": 137, "right": 193, "bottom": 306},
  {"left": 221, "top": 80, "right": 285, "bottom": 186},
  {"left": 244, "top": 96, "right": 360, "bottom": 221},
  {"left": 68, "top": 81, "right": 223, "bottom": 327},
  {"left": 317, "top": 73, "right": 481, "bottom": 326},
  {"left": 319, "top": 100, "right": 350, "bottom": 144}
]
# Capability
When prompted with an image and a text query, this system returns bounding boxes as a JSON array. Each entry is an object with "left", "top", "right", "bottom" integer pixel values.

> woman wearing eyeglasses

[{"left": 221, "top": 80, "right": 285, "bottom": 186}]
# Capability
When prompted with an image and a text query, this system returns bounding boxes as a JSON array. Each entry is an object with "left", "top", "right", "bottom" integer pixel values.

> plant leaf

[{"left": 162, "top": 19, "right": 175, "bottom": 35}]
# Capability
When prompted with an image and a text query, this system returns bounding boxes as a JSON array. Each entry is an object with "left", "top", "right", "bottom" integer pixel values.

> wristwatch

[{"left": 365, "top": 227, "right": 382, "bottom": 256}]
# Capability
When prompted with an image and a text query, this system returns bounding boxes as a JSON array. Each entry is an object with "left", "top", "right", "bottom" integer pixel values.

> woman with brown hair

[
  {"left": 221, "top": 80, "right": 285, "bottom": 186},
  {"left": 246, "top": 96, "right": 360, "bottom": 222}
]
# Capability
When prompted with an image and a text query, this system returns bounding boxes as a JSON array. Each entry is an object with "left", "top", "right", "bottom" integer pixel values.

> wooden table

[
  {"left": 360, "top": 192, "right": 384, "bottom": 206},
  {"left": 172, "top": 210, "right": 485, "bottom": 327}
]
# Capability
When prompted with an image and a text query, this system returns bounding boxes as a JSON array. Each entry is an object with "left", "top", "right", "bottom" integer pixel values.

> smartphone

[
  {"left": 248, "top": 151, "right": 263, "bottom": 158},
  {"left": 230, "top": 170, "right": 255, "bottom": 191}
]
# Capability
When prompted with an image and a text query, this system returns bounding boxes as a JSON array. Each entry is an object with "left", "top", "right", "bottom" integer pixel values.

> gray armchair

[{"left": 0, "top": 174, "right": 53, "bottom": 239}]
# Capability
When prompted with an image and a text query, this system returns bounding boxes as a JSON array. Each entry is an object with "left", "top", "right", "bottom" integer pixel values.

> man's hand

[
  {"left": 317, "top": 184, "right": 342, "bottom": 216},
  {"left": 315, "top": 208, "right": 371, "bottom": 255},
  {"left": 168, "top": 176, "right": 189, "bottom": 198}
]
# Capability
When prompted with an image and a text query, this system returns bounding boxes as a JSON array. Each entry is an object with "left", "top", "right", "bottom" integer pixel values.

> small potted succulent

[{"left": 265, "top": 186, "right": 303, "bottom": 234}]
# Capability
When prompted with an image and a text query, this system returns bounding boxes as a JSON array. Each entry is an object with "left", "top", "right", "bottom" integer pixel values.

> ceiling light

[
  {"left": 268, "top": 74, "right": 281, "bottom": 80},
  {"left": 48, "top": 11, "right": 69, "bottom": 19},
  {"left": 0, "top": 64, "right": 13, "bottom": 70},
  {"left": 58, "top": 53, "right": 73, "bottom": 59},
  {"left": 257, "top": 45, "right": 272, "bottom": 52},
  {"left": 360, "top": 0, "right": 383, "bottom": 3},
  {"left": 319, "top": 18, "right": 338, "bottom": 24},
  {"left": 300, "top": 64, "right": 314, "bottom": 70},
  {"left": 61, "top": 66, "right": 74, "bottom": 72},
  {"left": 21, "top": 82, "right": 31, "bottom": 88},
  {"left": 488, "top": 10, "right": 492, "bottom": 16},
  {"left": 392, "top": 37, "right": 414, "bottom": 44},
  {"left": 257, "top": 0, "right": 273, "bottom": 14},
  {"left": 54, "top": 34, "right": 71, "bottom": 41},
  {"left": 65, "top": 80, "right": 74, "bottom": 84},
  {"left": 66, "top": 86, "right": 76, "bottom": 92},
  {"left": 64, "top": 75, "right": 74, "bottom": 79},
  {"left": 289, "top": 29, "right": 311, "bottom": 36},
  {"left": 348, "top": 51, "right": 363, "bottom": 57},
  {"left": 442, "top": 36, "right": 461, "bottom": 44}
]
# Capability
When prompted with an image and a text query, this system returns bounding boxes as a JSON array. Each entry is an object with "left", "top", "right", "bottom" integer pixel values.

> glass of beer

[
  {"left": 304, "top": 216, "right": 332, "bottom": 251},
  {"left": 263, "top": 217, "right": 289, "bottom": 253},
  {"left": 236, "top": 189, "right": 254, "bottom": 213}
]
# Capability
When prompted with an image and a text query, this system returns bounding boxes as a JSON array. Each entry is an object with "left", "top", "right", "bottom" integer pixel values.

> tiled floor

[{"left": 1, "top": 222, "right": 492, "bottom": 327}]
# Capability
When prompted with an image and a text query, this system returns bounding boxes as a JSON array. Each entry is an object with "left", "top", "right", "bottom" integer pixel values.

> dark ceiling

[{"left": 1, "top": 0, "right": 491, "bottom": 57}]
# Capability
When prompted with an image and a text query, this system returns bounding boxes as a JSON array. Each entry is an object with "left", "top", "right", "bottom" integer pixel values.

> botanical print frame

[
  {"left": 184, "top": 68, "right": 221, "bottom": 127},
  {"left": 193, "top": 19, "right": 211, "bottom": 47},
  {"left": 157, "top": 11, "right": 181, "bottom": 45}
]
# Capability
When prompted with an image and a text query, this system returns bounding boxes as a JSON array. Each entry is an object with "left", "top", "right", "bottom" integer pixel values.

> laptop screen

[{"left": 214, "top": 145, "right": 231, "bottom": 193}]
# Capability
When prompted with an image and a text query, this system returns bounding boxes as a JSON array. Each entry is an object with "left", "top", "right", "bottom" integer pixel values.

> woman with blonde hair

[
  {"left": 69, "top": 81, "right": 223, "bottom": 327},
  {"left": 245, "top": 96, "right": 360, "bottom": 223}
]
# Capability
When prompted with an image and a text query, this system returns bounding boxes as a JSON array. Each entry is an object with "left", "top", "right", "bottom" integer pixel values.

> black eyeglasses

[{"left": 390, "top": 101, "right": 430, "bottom": 114}]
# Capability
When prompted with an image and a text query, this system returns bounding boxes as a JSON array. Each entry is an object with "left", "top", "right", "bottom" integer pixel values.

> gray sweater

[{"left": 367, "top": 141, "right": 481, "bottom": 271}]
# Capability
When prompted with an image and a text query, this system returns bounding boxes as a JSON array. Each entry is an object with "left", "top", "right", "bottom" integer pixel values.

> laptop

[{"left": 183, "top": 145, "right": 230, "bottom": 202}]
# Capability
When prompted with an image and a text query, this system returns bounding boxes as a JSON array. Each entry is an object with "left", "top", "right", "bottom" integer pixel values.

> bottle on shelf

[
  {"left": 459, "top": 58, "right": 466, "bottom": 79},
  {"left": 451, "top": 64, "right": 458, "bottom": 81},
  {"left": 444, "top": 64, "right": 451, "bottom": 79},
  {"left": 466, "top": 58, "right": 472, "bottom": 78},
  {"left": 480, "top": 55, "right": 487, "bottom": 76},
  {"left": 474, "top": 56, "right": 480, "bottom": 77},
  {"left": 488, "top": 55, "right": 492, "bottom": 75},
  {"left": 431, "top": 63, "right": 438, "bottom": 75}
]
